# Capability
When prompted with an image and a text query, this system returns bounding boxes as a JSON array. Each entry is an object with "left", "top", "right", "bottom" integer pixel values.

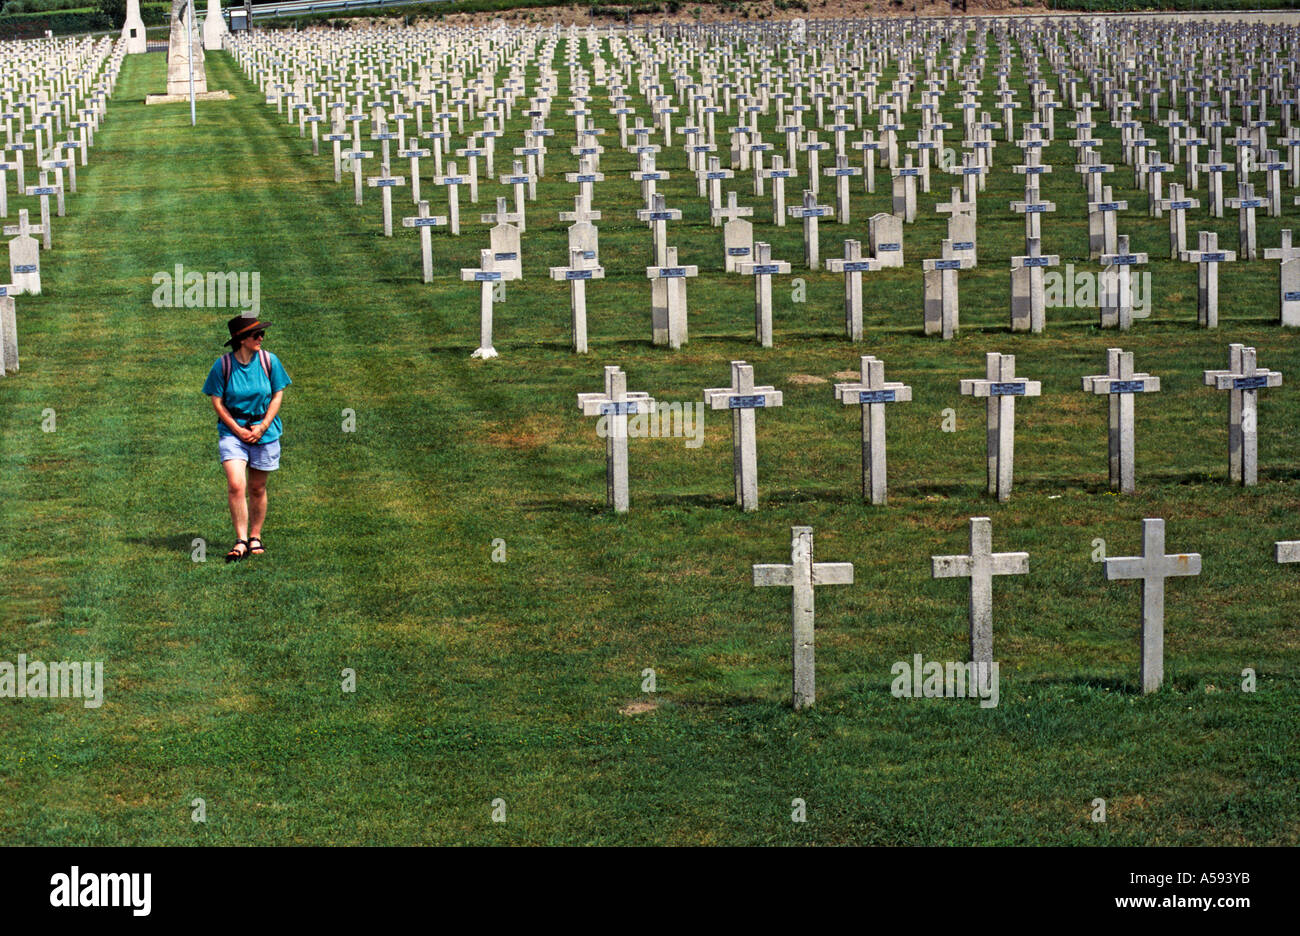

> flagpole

[{"left": 187, "top": 1, "right": 196, "bottom": 126}]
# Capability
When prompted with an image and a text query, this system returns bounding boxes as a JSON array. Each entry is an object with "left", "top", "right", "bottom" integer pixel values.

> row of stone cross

[
  {"left": 0, "top": 35, "right": 121, "bottom": 379},
  {"left": 754, "top": 515, "right": 1235, "bottom": 708},
  {"left": 578, "top": 344, "right": 1280, "bottom": 514},
  {"left": 231, "top": 21, "right": 1300, "bottom": 360}
]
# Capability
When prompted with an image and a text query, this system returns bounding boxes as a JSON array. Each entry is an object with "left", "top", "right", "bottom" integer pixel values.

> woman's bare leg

[
  {"left": 224, "top": 459, "right": 249, "bottom": 543},
  {"left": 248, "top": 467, "right": 270, "bottom": 542}
]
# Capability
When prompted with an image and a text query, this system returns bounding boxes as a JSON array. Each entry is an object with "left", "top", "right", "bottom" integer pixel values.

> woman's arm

[
  {"left": 248, "top": 390, "right": 284, "bottom": 443},
  {"left": 211, "top": 395, "right": 256, "bottom": 443}
]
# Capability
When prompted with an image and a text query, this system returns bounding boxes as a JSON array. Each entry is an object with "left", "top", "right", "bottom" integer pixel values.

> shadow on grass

[
  {"left": 126, "top": 533, "right": 203, "bottom": 553},
  {"left": 668, "top": 694, "right": 773, "bottom": 710},
  {"left": 1038, "top": 674, "right": 1135, "bottom": 694}
]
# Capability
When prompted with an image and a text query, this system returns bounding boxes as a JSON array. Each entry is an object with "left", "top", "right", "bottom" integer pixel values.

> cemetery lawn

[{"left": 1, "top": 47, "right": 1298, "bottom": 846}]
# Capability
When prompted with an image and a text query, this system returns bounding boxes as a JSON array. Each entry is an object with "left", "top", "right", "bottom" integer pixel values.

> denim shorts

[{"left": 218, "top": 434, "right": 281, "bottom": 471}]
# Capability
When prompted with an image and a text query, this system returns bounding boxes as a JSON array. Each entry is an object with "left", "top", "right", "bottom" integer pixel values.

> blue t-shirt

[{"left": 202, "top": 351, "right": 292, "bottom": 443}]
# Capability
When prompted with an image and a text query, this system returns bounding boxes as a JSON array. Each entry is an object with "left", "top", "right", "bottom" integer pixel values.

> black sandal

[
  {"left": 247, "top": 537, "right": 265, "bottom": 555},
  {"left": 226, "top": 540, "right": 249, "bottom": 563}
]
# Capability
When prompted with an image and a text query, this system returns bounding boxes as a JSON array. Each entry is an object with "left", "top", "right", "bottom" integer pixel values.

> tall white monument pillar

[
  {"left": 121, "top": 0, "right": 147, "bottom": 54},
  {"left": 203, "top": 0, "right": 229, "bottom": 51},
  {"left": 166, "top": 0, "right": 208, "bottom": 96}
]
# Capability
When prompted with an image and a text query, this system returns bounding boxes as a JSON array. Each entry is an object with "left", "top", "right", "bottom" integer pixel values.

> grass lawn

[{"left": 0, "top": 39, "right": 1296, "bottom": 845}]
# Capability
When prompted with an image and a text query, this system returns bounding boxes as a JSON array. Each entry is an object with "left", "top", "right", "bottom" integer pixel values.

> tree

[{"left": 95, "top": 0, "right": 128, "bottom": 28}]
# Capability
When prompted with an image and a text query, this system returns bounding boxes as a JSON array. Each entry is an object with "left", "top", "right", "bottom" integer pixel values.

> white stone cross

[
  {"left": 0, "top": 283, "right": 17, "bottom": 376},
  {"left": 393, "top": 142, "right": 429, "bottom": 205},
  {"left": 342, "top": 145, "right": 374, "bottom": 207},
  {"left": 636, "top": 192, "right": 682, "bottom": 268},
  {"left": 460, "top": 247, "right": 519, "bottom": 360},
  {"left": 932, "top": 517, "right": 1029, "bottom": 666},
  {"left": 753, "top": 526, "right": 854, "bottom": 710},
  {"left": 480, "top": 196, "right": 524, "bottom": 284},
  {"left": 577, "top": 365, "right": 655, "bottom": 513},
  {"left": 1263, "top": 230, "right": 1300, "bottom": 326},
  {"left": 1143, "top": 151, "right": 1172, "bottom": 217},
  {"left": 922, "top": 239, "right": 975, "bottom": 339},
  {"left": 647, "top": 247, "right": 698, "bottom": 350},
  {"left": 787, "top": 189, "right": 832, "bottom": 270},
  {"left": 822, "top": 153, "right": 861, "bottom": 224},
  {"left": 945, "top": 210, "right": 979, "bottom": 268},
  {"left": 960, "top": 352, "right": 1042, "bottom": 502},
  {"left": 1009, "top": 237, "right": 1060, "bottom": 334},
  {"left": 558, "top": 194, "right": 601, "bottom": 264},
  {"left": 703, "top": 360, "right": 783, "bottom": 512},
  {"left": 1099, "top": 234, "right": 1149, "bottom": 331},
  {"left": 949, "top": 150, "right": 989, "bottom": 203},
  {"left": 4, "top": 209, "right": 42, "bottom": 295},
  {"left": 1081, "top": 348, "right": 1161, "bottom": 494},
  {"left": 430, "top": 161, "right": 466, "bottom": 235},
  {"left": 1009, "top": 184, "right": 1055, "bottom": 242},
  {"left": 1202, "top": 343, "right": 1283, "bottom": 486},
  {"left": 400, "top": 200, "right": 447, "bottom": 283},
  {"left": 760, "top": 154, "right": 795, "bottom": 226},
  {"left": 549, "top": 246, "right": 604, "bottom": 354},
  {"left": 1156, "top": 183, "right": 1200, "bottom": 259},
  {"left": 936, "top": 186, "right": 977, "bottom": 222},
  {"left": 324, "top": 126, "right": 350, "bottom": 183},
  {"left": 1104, "top": 518, "right": 1201, "bottom": 694},
  {"left": 22, "top": 174, "right": 58, "bottom": 250},
  {"left": 697, "top": 155, "right": 734, "bottom": 222},
  {"left": 0, "top": 156, "right": 17, "bottom": 218},
  {"left": 851, "top": 131, "right": 882, "bottom": 192},
  {"left": 743, "top": 137, "right": 774, "bottom": 196},
  {"left": 629, "top": 157, "right": 668, "bottom": 208},
  {"left": 1195, "top": 154, "right": 1232, "bottom": 217},
  {"left": 366, "top": 168, "right": 406, "bottom": 237},
  {"left": 564, "top": 158, "right": 605, "bottom": 213},
  {"left": 738, "top": 242, "right": 790, "bottom": 348},
  {"left": 890, "top": 153, "right": 921, "bottom": 222},
  {"left": 1180, "top": 230, "right": 1236, "bottom": 329},
  {"left": 825, "top": 239, "right": 879, "bottom": 341},
  {"left": 713, "top": 190, "right": 754, "bottom": 272},
  {"left": 1225, "top": 182, "right": 1263, "bottom": 260},
  {"left": 1087, "top": 185, "right": 1127, "bottom": 259},
  {"left": 452, "top": 138, "right": 486, "bottom": 203},
  {"left": 39, "top": 156, "right": 71, "bottom": 210},
  {"left": 834, "top": 354, "right": 911, "bottom": 504},
  {"left": 498, "top": 160, "right": 536, "bottom": 231},
  {"left": 569, "top": 130, "right": 605, "bottom": 175},
  {"left": 798, "top": 131, "right": 830, "bottom": 195}
]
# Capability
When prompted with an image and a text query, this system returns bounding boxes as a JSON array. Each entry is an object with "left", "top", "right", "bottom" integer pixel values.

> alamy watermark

[
  {"left": 890, "top": 654, "right": 999, "bottom": 708},
  {"left": 1044, "top": 264, "right": 1151, "bottom": 318},
  {"left": 152, "top": 263, "right": 260, "bottom": 315},
  {"left": 595, "top": 400, "right": 705, "bottom": 448},
  {"left": 0, "top": 654, "right": 103, "bottom": 708},
  {"left": 50, "top": 867, "right": 150, "bottom": 916}
]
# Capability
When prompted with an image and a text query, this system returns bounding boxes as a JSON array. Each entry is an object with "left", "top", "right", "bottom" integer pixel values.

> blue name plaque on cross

[
  {"left": 600, "top": 401, "right": 640, "bottom": 416},
  {"left": 856, "top": 389, "right": 896, "bottom": 404},
  {"left": 990, "top": 382, "right": 1026, "bottom": 396}
]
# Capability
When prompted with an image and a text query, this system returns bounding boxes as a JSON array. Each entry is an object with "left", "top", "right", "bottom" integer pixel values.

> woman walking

[{"left": 203, "top": 315, "right": 292, "bottom": 562}]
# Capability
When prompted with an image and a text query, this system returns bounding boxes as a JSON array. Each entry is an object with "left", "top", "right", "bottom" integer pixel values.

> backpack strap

[
  {"left": 221, "top": 351, "right": 272, "bottom": 395},
  {"left": 219, "top": 352, "right": 274, "bottom": 423},
  {"left": 220, "top": 353, "right": 233, "bottom": 400}
]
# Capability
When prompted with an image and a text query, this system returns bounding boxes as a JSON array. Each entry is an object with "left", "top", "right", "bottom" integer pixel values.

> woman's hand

[
  {"left": 247, "top": 423, "right": 266, "bottom": 443},
  {"left": 237, "top": 425, "right": 258, "bottom": 444}
]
